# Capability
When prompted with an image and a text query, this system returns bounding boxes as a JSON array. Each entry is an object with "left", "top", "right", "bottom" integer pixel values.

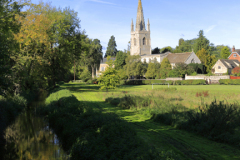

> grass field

[{"left": 61, "top": 83, "right": 240, "bottom": 160}]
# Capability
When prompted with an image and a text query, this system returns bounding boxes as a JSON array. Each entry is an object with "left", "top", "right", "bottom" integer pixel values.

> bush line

[{"left": 121, "top": 80, "right": 206, "bottom": 85}]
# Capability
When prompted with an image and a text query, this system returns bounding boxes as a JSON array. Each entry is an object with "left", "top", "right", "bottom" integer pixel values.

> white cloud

[
  {"left": 205, "top": 25, "right": 217, "bottom": 33},
  {"left": 88, "top": 0, "right": 116, "bottom": 5}
]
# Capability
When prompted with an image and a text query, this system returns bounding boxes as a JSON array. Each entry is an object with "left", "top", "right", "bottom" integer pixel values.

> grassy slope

[{"left": 61, "top": 83, "right": 240, "bottom": 160}]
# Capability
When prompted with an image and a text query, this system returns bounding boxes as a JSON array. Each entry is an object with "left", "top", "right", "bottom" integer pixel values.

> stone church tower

[{"left": 130, "top": 0, "right": 151, "bottom": 56}]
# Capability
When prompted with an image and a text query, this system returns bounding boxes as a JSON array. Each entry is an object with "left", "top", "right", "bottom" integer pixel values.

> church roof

[{"left": 166, "top": 52, "right": 192, "bottom": 64}]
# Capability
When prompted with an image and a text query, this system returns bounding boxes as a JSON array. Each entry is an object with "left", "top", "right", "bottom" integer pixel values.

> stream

[{"left": 3, "top": 102, "right": 68, "bottom": 160}]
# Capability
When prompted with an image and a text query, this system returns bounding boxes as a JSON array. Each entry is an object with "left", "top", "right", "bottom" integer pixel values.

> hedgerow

[{"left": 121, "top": 80, "right": 206, "bottom": 85}]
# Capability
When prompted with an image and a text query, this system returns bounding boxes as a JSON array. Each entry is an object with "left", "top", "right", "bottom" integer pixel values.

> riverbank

[{"left": 0, "top": 95, "right": 27, "bottom": 159}]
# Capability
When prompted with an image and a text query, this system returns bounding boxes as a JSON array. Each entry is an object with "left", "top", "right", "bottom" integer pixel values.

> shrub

[
  {"left": 180, "top": 101, "right": 240, "bottom": 144},
  {"left": 219, "top": 79, "right": 240, "bottom": 85}
]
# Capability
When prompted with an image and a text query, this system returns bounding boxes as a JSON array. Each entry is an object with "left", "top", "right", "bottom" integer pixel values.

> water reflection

[{"left": 4, "top": 111, "right": 68, "bottom": 160}]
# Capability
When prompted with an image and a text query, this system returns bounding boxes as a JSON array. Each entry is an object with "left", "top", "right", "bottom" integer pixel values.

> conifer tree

[{"left": 105, "top": 35, "right": 117, "bottom": 57}]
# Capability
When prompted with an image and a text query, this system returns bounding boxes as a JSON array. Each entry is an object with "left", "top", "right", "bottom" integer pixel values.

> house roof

[
  {"left": 166, "top": 52, "right": 192, "bottom": 64},
  {"left": 228, "top": 49, "right": 240, "bottom": 58},
  {"left": 100, "top": 58, "right": 116, "bottom": 64},
  {"left": 219, "top": 59, "right": 240, "bottom": 69}
]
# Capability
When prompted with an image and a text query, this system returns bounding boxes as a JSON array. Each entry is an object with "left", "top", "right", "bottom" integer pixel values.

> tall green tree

[
  {"left": 12, "top": 1, "right": 82, "bottom": 90},
  {"left": 194, "top": 30, "right": 211, "bottom": 54},
  {"left": 145, "top": 61, "right": 160, "bottom": 79},
  {"left": 124, "top": 55, "right": 146, "bottom": 79},
  {"left": 220, "top": 46, "right": 231, "bottom": 59},
  {"left": 88, "top": 39, "right": 103, "bottom": 78},
  {"left": 105, "top": 35, "right": 117, "bottom": 57},
  {"left": 0, "top": 0, "right": 25, "bottom": 95},
  {"left": 158, "top": 57, "right": 172, "bottom": 79}
]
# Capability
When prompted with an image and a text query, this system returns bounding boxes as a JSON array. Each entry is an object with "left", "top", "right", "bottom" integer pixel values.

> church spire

[
  {"left": 136, "top": 0, "right": 145, "bottom": 31},
  {"left": 131, "top": 19, "right": 134, "bottom": 32},
  {"left": 147, "top": 18, "right": 150, "bottom": 31}
]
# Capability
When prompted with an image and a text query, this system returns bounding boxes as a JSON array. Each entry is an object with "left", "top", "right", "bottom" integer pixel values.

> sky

[{"left": 31, "top": 0, "right": 240, "bottom": 55}]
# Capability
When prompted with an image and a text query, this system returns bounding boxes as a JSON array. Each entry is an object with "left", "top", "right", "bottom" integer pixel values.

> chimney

[{"left": 232, "top": 45, "right": 235, "bottom": 52}]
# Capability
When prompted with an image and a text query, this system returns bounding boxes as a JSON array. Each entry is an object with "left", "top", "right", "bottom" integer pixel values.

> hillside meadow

[{"left": 56, "top": 82, "right": 240, "bottom": 159}]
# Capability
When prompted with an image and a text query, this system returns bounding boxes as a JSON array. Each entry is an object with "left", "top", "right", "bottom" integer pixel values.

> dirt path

[{"left": 70, "top": 88, "right": 240, "bottom": 160}]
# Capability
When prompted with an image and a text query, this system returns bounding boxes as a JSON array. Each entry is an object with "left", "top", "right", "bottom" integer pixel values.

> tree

[
  {"left": 152, "top": 47, "right": 160, "bottom": 54},
  {"left": 169, "top": 63, "right": 194, "bottom": 78},
  {"left": 124, "top": 55, "right": 146, "bottom": 79},
  {"left": 88, "top": 39, "right": 103, "bottom": 78},
  {"left": 0, "top": 0, "right": 25, "bottom": 95},
  {"left": 145, "top": 61, "right": 160, "bottom": 79},
  {"left": 196, "top": 48, "right": 208, "bottom": 64},
  {"left": 98, "top": 57, "right": 120, "bottom": 91},
  {"left": 194, "top": 30, "right": 211, "bottom": 54},
  {"left": 158, "top": 58, "right": 172, "bottom": 79},
  {"left": 115, "top": 51, "right": 127, "bottom": 70},
  {"left": 105, "top": 35, "right": 117, "bottom": 57},
  {"left": 160, "top": 46, "right": 173, "bottom": 53},
  {"left": 196, "top": 48, "right": 216, "bottom": 73},
  {"left": 12, "top": 2, "right": 82, "bottom": 90},
  {"left": 220, "top": 46, "right": 231, "bottom": 59}
]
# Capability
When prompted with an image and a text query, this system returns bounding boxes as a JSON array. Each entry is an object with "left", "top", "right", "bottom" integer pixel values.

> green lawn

[{"left": 61, "top": 83, "right": 240, "bottom": 160}]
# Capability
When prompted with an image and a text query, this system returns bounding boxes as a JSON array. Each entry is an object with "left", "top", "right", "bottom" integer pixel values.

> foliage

[
  {"left": 122, "top": 79, "right": 206, "bottom": 85},
  {"left": 145, "top": 61, "right": 160, "bottom": 79},
  {"left": 188, "top": 63, "right": 206, "bottom": 74},
  {"left": 0, "top": 95, "right": 27, "bottom": 159},
  {"left": 160, "top": 46, "right": 173, "bottom": 53},
  {"left": 219, "top": 79, "right": 240, "bottom": 85},
  {"left": 114, "top": 50, "right": 128, "bottom": 70},
  {"left": 170, "top": 63, "right": 194, "bottom": 78},
  {"left": 12, "top": 1, "right": 82, "bottom": 91},
  {"left": 152, "top": 47, "right": 160, "bottom": 54},
  {"left": 194, "top": 30, "right": 211, "bottom": 53},
  {"left": 105, "top": 35, "right": 117, "bottom": 57},
  {"left": 124, "top": 55, "right": 146, "bottom": 79},
  {"left": 232, "top": 67, "right": 240, "bottom": 76},
  {"left": 174, "top": 38, "right": 197, "bottom": 53},
  {"left": 151, "top": 99, "right": 240, "bottom": 145},
  {"left": 79, "top": 67, "right": 91, "bottom": 82},
  {"left": 181, "top": 101, "right": 240, "bottom": 144},
  {"left": 196, "top": 48, "right": 216, "bottom": 73},
  {"left": 98, "top": 57, "right": 120, "bottom": 91},
  {"left": 158, "top": 57, "right": 172, "bottom": 79},
  {"left": 0, "top": 0, "right": 26, "bottom": 96},
  {"left": 87, "top": 39, "right": 103, "bottom": 78},
  {"left": 220, "top": 46, "right": 231, "bottom": 59}
]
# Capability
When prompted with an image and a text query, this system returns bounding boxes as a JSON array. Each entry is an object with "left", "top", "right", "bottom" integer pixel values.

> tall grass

[{"left": 105, "top": 90, "right": 240, "bottom": 146}]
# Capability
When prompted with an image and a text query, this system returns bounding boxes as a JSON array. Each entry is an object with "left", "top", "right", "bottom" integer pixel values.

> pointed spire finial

[{"left": 136, "top": 0, "right": 145, "bottom": 31}]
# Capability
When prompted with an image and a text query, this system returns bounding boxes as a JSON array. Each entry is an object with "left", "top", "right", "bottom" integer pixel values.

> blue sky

[{"left": 31, "top": 0, "right": 240, "bottom": 54}]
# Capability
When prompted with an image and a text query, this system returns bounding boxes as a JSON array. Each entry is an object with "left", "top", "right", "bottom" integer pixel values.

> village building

[
  {"left": 212, "top": 59, "right": 240, "bottom": 75},
  {"left": 228, "top": 46, "right": 240, "bottom": 62}
]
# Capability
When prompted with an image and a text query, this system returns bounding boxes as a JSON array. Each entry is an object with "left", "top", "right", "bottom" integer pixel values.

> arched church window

[
  {"left": 134, "top": 38, "right": 136, "bottom": 46},
  {"left": 143, "top": 37, "right": 146, "bottom": 45},
  {"left": 191, "top": 59, "right": 195, "bottom": 63}
]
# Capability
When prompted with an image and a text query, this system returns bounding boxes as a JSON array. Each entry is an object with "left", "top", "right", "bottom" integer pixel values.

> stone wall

[
  {"left": 185, "top": 74, "right": 230, "bottom": 83},
  {"left": 166, "top": 77, "right": 184, "bottom": 81}
]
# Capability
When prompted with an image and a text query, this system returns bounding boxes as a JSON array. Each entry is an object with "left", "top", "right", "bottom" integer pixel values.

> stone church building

[{"left": 96, "top": 0, "right": 201, "bottom": 77}]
